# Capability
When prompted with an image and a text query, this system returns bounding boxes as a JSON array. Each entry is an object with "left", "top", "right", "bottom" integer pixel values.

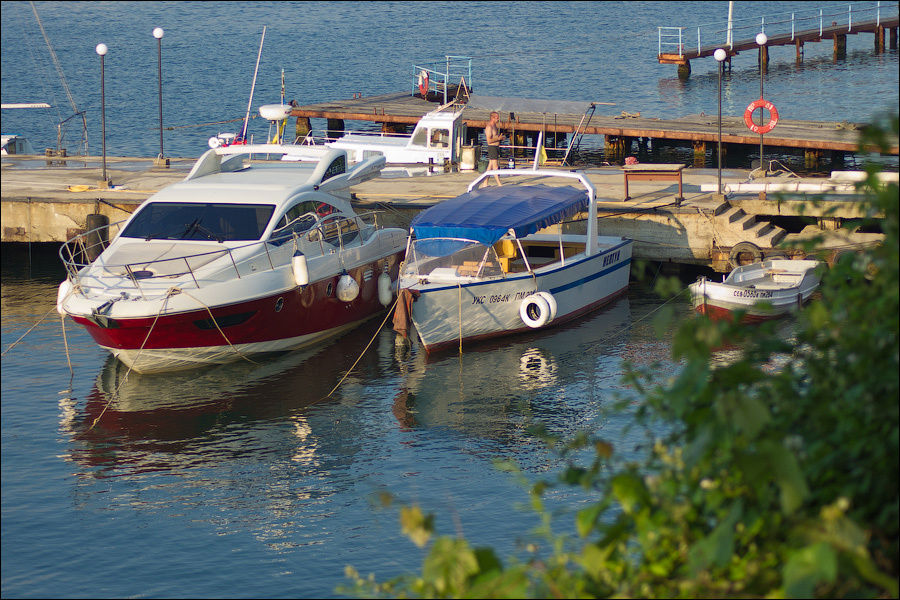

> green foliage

[{"left": 342, "top": 114, "right": 899, "bottom": 598}]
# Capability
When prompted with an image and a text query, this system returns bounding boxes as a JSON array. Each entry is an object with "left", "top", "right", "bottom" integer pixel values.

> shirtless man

[{"left": 481, "top": 111, "right": 505, "bottom": 187}]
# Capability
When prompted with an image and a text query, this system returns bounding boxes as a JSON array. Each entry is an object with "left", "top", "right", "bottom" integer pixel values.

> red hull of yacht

[{"left": 71, "top": 257, "right": 402, "bottom": 352}]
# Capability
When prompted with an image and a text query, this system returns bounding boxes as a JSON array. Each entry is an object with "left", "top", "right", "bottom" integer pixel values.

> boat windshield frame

[
  {"left": 404, "top": 237, "right": 503, "bottom": 280},
  {"left": 119, "top": 201, "right": 276, "bottom": 243}
]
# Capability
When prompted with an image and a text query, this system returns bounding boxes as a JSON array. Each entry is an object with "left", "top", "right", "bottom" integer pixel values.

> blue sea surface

[{"left": 1, "top": 2, "right": 896, "bottom": 598}]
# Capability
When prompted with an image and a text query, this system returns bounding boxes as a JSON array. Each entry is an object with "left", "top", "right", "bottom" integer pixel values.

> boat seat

[{"left": 493, "top": 240, "right": 517, "bottom": 273}]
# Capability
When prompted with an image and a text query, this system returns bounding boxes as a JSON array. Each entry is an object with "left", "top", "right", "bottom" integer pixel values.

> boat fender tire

[
  {"left": 729, "top": 241, "right": 762, "bottom": 268},
  {"left": 535, "top": 291, "right": 557, "bottom": 323},
  {"left": 519, "top": 294, "right": 552, "bottom": 329}
]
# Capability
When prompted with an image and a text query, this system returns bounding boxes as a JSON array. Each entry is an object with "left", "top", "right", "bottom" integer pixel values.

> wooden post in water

[
  {"left": 891, "top": 27, "right": 898, "bottom": 49},
  {"left": 833, "top": 31, "right": 847, "bottom": 60},
  {"left": 677, "top": 61, "right": 691, "bottom": 79},
  {"left": 326, "top": 118, "right": 345, "bottom": 139},
  {"left": 795, "top": 39, "right": 804, "bottom": 63},
  {"left": 295, "top": 116, "right": 311, "bottom": 140},
  {"left": 875, "top": 26, "right": 885, "bottom": 53}
]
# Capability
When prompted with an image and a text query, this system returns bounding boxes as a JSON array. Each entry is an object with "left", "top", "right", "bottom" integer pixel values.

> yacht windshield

[{"left": 121, "top": 202, "right": 276, "bottom": 242}]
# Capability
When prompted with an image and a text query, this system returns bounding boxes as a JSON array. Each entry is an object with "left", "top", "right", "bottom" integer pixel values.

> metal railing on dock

[
  {"left": 659, "top": 1, "right": 898, "bottom": 62},
  {"left": 412, "top": 55, "right": 473, "bottom": 104}
]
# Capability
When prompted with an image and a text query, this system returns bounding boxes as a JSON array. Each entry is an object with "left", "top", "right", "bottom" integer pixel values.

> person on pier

[{"left": 481, "top": 111, "right": 506, "bottom": 187}]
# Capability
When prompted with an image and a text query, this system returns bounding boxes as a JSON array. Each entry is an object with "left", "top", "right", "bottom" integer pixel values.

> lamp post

[
  {"left": 153, "top": 27, "right": 167, "bottom": 166},
  {"left": 714, "top": 48, "right": 727, "bottom": 197},
  {"left": 95, "top": 43, "right": 109, "bottom": 188},
  {"left": 756, "top": 32, "right": 768, "bottom": 175}
]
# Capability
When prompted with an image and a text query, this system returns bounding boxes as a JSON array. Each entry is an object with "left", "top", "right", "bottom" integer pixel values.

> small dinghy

[{"left": 689, "top": 258, "right": 823, "bottom": 322}]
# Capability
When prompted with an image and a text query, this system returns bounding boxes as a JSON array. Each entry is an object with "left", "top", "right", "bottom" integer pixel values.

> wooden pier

[
  {"left": 658, "top": 7, "right": 898, "bottom": 78},
  {"left": 288, "top": 92, "right": 898, "bottom": 163}
]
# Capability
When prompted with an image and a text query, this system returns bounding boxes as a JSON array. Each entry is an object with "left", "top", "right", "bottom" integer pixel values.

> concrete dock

[{"left": 1, "top": 155, "right": 885, "bottom": 272}]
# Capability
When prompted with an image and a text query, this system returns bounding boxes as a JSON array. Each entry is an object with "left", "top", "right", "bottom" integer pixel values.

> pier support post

[
  {"left": 677, "top": 61, "right": 691, "bottom": 79},
  {"left": 875, "top": 26, "right": 885, "bottom": 53},
  {"left": 381, "top": 122, "right": 407, "bottom": 135},
  {"left": 804, "top": 149, "right": 822, "bottom": 170},
  {"left": 833, "top": 33, "right": 847, "bottom": 60},
  {"left": 831, "top": 150, "right": 846, "bottom": 169},
  {"left": 795, "top": 39, "right": 804, "bottom": 63},
  {"left": 326, "top": 118, "right": 345, "bottom": 139},
  {"left": 692, "top": 140, "right": 706, "bottom": 166},
  {"left": 295, "top": 116, "right": 311, "bottom": 141},
  {"left": 605, "top": 136, "right": 632, "bottom": 161},
  {"left": 890, "top": 27, "right": 898, "bottom": 50}
]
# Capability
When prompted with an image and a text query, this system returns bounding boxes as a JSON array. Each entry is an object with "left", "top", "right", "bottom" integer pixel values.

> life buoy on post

[
  {"left": 743, "top": 99, "right": 779, "bottom": 134},
  {"left": 417, "top": 70, "right": 429, "bottom": 97}
]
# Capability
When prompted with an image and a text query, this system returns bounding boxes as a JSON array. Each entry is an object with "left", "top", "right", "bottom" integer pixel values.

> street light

[
  {"left": 153, "top": 27, "right": 167, "bottom": 166},
  {"left": 95, "top": 43, "right": 109, "bottom": 188},
  {"left": 756, "top": 32, "right": 768, "bottom": 175},
  {"left": 714, "top": 48, "right": 727, "bottom": 197}
]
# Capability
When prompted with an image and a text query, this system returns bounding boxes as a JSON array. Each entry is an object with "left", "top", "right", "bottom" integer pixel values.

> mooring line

[
  {"left": 323, "top": 294, "right": 401, "bottom": 400},
  {"left": 1, "top": 306, "right": 56, "bottom": 357},
  {"left": 88, "top": 289, "right": 177, "bottom": 430},
  {"left": 179, "top": 289, "right": 259, "bottom": 365}
]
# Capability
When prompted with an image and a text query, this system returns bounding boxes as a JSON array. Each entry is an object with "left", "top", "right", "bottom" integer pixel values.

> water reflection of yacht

[
  {"left": 392, "top": 296, "right": 632, "bottom": 436},
  {"left": 65, "top": 321, "right": 392, "bottom": 470}
]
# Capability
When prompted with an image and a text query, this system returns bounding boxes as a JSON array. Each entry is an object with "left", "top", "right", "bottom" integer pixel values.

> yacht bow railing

[{"left": 60, "top": 211, "right": 384, "bottom": 297}]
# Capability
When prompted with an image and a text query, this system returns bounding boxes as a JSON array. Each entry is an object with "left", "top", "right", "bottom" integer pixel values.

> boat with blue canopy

[{"left": 395, "top": 168, "right": 633, "bottom": 353}]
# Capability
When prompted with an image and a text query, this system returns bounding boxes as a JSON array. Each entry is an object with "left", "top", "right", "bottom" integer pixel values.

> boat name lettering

[
  {"left": 602, "top": 251, "right": 620, "bottom": 267},
  {"left": 733, "top": 289, "right": 773, "bottom": 298}
]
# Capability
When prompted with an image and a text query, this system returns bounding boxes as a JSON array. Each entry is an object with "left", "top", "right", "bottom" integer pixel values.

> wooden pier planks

[{"left": 289, "top": 94, "right": 897, "bottom": 154}]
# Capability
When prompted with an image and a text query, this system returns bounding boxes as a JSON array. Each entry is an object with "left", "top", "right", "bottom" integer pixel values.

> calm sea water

[
  {"left": 1, "top": 1, "right": 897, "bottom": 166},
  {"left": 0, "top": 2, "right": 894, "bottom": 598}
]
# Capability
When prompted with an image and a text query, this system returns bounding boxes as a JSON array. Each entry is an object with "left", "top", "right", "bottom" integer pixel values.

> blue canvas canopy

[{"left": 410, "top": 184, "right": 589, "bottom": 246}]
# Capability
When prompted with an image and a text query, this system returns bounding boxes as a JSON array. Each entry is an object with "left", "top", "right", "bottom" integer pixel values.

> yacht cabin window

[{"left": 121, "top": 202, "right": 275, "bottom": 242}]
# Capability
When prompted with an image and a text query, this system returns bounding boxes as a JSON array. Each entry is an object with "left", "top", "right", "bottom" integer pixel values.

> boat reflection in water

[
  {"left": 61, "top": 321, "right": 395, "bottom": 474},
  {"left": 391, "top": 296, "right": 632, "bottom": 440}
]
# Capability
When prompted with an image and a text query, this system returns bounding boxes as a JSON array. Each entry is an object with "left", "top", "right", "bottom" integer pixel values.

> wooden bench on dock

[{"left": 622, "top": 163, "right": 686, "bottom": 203}]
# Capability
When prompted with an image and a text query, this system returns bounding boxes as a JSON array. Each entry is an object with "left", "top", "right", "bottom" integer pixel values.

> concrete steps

[{"left": 713, "top": 202, "right": 787, "bottom": 250}]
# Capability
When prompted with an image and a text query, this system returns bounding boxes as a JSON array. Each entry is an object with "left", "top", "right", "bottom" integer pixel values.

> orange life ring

[
  {"left": 743, "top": 98, "right": 779, "bottom": 134},
  {"left": 417, "top": 70, "right": 429, "bottom": 97}
]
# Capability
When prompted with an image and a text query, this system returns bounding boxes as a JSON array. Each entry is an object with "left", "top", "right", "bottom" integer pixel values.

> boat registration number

[
  {"left": 733, "top": 289, "right": 773, "bottom": 298},
  {"left": 472, "top": 290, "right": 533, "bottom": 305}
]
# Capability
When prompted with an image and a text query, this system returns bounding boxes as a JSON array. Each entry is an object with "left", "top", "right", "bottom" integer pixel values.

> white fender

[
  {"left": 377, "top": 271, "right": 393, "bottom": 307},
  {"left": 208, "top": 136, "right": 221, "bottom": 149},
  {"left": 336, "top": 273, "right": 359, "bottom": 302},
  {"left": 519, "top": 294, "right": 551, "bottom": 328},
  {"left": 291, "top": 251, "right": 309, "bottom": 287},
  {"left": 535, "top": 291, "right": 557, "bottom": 323},
  {"left": 56, "top": 279, "right": 73, "bottom": 315}
]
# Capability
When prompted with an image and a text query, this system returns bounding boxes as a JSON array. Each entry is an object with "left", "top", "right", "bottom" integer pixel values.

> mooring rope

[
  {"left": 323, "top": 293, "right": 401, "bottom": 400},
  {"left": 1, "top": 306, "right": 56, "bottom": 357},
  {"left": 88, "top": 288, "right": 178, "bottom": 430},
  {"left": 179, "top": 289, "right": 259, "bottom": 365}
]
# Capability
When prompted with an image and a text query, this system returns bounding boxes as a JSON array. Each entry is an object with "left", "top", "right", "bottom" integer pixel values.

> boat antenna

[
  {"left": 240, "top": 25, "right": 266, "bottom": 143},
  {"left": 30, "top": 1, "right": 88, "bottom": 155}
]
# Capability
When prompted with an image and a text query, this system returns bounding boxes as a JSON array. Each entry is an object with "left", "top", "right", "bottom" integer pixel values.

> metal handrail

[
  {"left": 412, "top": 55, "right": 472, "bottom": 104},
  {"left": 658, "top": 2, "right": 896, "bottom": 54},
  {"left": 60, "top": 211, "right": 385, "bottom": 297}
]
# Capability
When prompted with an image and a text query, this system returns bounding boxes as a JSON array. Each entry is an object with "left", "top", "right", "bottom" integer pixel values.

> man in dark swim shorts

[{"left": 481, "top": 111, "right": 505, "bottom": 187}]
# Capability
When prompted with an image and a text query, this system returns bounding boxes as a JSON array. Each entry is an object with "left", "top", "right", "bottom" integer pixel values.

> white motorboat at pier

[
  {"left": 57, "top": 145, "right": 407, "bottom": 373},
  {"left": 395, "top": 168, "right": 633, "bottom": 353},
  {"left": 689, "top": 258, "right": 823, "bottom": 322}
]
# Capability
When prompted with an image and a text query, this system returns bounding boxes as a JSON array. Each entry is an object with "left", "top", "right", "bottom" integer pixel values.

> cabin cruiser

[{"left": 57, "top": 145, "right": 407, "bottom": 373}]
